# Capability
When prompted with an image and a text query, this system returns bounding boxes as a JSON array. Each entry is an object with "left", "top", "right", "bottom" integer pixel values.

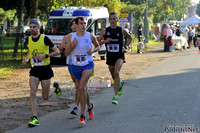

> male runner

[
  {"left": 98, "top": 12, "right": 132, "bottom": 105},
  {"left": 65, "top": 16, "right": 100, "bottom": 125},
  {"left": 22, "top": 19, "right": 61, "bottom": 127}
]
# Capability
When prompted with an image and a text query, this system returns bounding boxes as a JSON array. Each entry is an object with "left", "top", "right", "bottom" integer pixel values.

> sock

[
  {"left": 119, "top": 82, "right": 122, "bottom": 88},
  {"left": 88, "top": 103, "right": 93, "bottom": 110},
  {"left": 81, "top": 114, "right": 85, "bottom": 118}
]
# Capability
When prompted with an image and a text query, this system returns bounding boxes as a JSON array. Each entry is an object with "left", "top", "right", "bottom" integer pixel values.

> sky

[{"left": 191, "top": 0, "right": 200, "bottom": 4}]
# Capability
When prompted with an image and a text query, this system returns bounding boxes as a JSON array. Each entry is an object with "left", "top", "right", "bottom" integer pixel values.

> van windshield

[{"left": 44, "top": 19, "right": 72, "bottom": 35}]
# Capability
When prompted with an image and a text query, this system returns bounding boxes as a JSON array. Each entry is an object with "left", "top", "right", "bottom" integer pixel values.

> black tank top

[{"left": 104, "top": 26, "right": 124, "bottom": 59}]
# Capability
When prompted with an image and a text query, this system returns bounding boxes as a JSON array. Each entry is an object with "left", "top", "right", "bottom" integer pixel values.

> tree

[
  {"left": 13, "top": 0, "right": 25, "bottom": 57},
  {"left": 196, "top": 2, "right": 200, "bottom": 17}
]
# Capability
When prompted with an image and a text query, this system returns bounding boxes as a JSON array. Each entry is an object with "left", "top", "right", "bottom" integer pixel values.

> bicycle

[{"left": 137, "top": 36, "right": 145, "bottom": 54}]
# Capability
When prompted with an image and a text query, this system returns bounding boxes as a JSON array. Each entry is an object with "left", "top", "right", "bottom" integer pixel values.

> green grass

[
  {"left": 130, "top": 39, "right": 163, "bottom": 52},
  {"left": 0, "top": 37, "right": 28, "bottom": 78}
]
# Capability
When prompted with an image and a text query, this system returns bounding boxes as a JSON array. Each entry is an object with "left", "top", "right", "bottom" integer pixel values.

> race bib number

[
  {"left": 74, "top": 55, "right": 87, "bottom": 65},
  {"left": 31, "top": 56, "right": 44, "bottom": 66},
  {"left": 107, "top": 44, "right": 119, "bottom": 52}
]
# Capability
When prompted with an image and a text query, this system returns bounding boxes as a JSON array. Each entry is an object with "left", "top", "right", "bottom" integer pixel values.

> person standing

[
  {"left": 65, "top": 16, "right": 100, "bottom": 125},
  {"left": 58, "top": 19, "right": 80, "bottom": 115},
  {"left": 166, "top": 25, "right": 173, "bottom": 51},
  {"left": 197, "top": 23, "right": 200, "bottom": 53},
  {"left": 137, "top": 22, "right": 143, "bottom": 53},
  {"left": 98, "top": 12, "right": 132, "bottom": 105},
  {"left": 22, "top": 19, "right": 61, "bottom": 127},
  {"left": 163, "top": 25, "right": 169, "bottom": 51}
]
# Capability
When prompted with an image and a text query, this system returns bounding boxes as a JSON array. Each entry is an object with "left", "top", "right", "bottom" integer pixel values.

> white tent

[{"left": 180, "top": 15, "right": 200, "bottom": 26}]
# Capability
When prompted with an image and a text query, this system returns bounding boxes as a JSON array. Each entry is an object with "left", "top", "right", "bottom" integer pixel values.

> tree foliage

[
  {"left": 196, "top": 2, "right": 200, "bottom": 17},
  {"left": 0, "top": 8, "right": 16, "bottom": 24}
]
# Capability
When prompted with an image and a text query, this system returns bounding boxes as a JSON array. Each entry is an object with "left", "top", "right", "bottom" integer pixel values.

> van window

[
  {"left": 87, "top": 19, "right": 106, "bottom": 36},
  {"left": 87, "top": 18, "right": 92, "bottom": 27},
  {"left": 44, "top": 19, "right": 72, "bottom": 35}
]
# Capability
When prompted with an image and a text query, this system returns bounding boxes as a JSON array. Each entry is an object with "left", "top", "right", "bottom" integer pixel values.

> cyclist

[
  {"left": 22, "top": 18, "right": 61, "bottom": 127},
  {"left": 98, "top": 12, "right": 132, "bottom": 105}
]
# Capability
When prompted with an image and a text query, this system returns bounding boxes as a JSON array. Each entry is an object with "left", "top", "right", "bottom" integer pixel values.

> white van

[{"left": 44, "top": 7, "right": 109, "bottom": 61}]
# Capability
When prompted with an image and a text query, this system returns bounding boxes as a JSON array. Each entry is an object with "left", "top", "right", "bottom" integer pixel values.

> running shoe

[
  {"left": 71, "top": 106, "right": 78, "bottom": 115},
  {"left": 28, "top": 116, "right": 39, "bottom": 127},
  {"left": 88, "top": 103, "right": 94, "bottom": 120},
  {"left": 78, "top": 114, "right": 86, "bottom": 125},
  {"left": 118, "top": 80, "right": 124, "bottom": 96},
  {"left": 112, "top": 95, "right": 118, "bottom": 105},
  {"left": 54, "top": 82, "right": 61, "bottom": 98}
]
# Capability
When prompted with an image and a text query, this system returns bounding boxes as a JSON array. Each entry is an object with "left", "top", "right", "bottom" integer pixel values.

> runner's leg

[
  {"left": 79, "top": 69, "right": 93, "bottom": 115},
  {"left": 29, "top": 76, "right": 40, "bottom": 116},
  {"left": 113, "top": 59, "right": 124, "bottom": 95},
  {"left": 41, "top": 79, "right": 52, "bottom": 100}
]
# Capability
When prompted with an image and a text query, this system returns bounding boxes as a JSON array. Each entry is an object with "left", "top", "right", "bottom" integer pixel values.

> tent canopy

[{"left": 180, "top": 15, "right": 200, "bottom": 26}]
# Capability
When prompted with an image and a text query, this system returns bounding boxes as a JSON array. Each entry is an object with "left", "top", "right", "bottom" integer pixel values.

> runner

[
  {"left": 58, "top": 19, "right": 79, "bottom": 115},
  {"left": 98, "top": 12, "right": 132, "bottom": 105},
  {"left": 65, "top": 16, "right": 100, "bottom": 125},
  {"left": 22, "top": 18, "right": 61, "bottom": 127}
]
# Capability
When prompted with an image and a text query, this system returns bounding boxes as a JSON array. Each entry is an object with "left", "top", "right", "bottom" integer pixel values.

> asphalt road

[{"left": 9, "top": 48, "right": 200, "bottom": 133}]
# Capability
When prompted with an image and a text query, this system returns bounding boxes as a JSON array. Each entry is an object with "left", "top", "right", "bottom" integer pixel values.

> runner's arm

[
  {"left": 58, "top": 35, "right": 67, "bottom": 51},
  {"left": 89, "top": 33, "right": 100, "bottom": 55},
  {"left": 22, "top": 49, "right": 30, "bottom": 65},
  {"left": 65, "top": 34, "right": 77, "bottom": 56},
  {"left": 98, "top": 28, "right": 106, "bottom": 45}
]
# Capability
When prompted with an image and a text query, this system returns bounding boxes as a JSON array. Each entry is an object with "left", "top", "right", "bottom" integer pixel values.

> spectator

[
  {"left": 175, "top": 26, "right": 181, "bottom": 37},
  {"left": 163, "top": 24, "right": 169, "bottom": 51},
  {"left": 166, "top": 25, "right": 173, "bottom": 51}
]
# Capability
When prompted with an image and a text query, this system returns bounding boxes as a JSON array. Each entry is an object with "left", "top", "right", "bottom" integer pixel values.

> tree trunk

[
  {"left": 31, "top": 0, "right": 38, "bottom": 18},
  {"left": 13, "top": 0, "right": 25, "bottom": 57}
]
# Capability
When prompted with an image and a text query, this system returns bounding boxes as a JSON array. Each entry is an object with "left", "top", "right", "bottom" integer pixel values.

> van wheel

[{"left": 100, "top": 56, "right": 106, "bottom": 60}]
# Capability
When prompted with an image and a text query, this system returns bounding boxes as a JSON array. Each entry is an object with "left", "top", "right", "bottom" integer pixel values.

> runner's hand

[
  {"left": 72, "top": 38, "right": 78, "bottom": 48},
  {"left": 36, "top": 54, "right": 45, "bottom": 61},
  {"left": 87, "top": 48, "right": 92, "bottom": 55},
  {"left": 22, "top": 59, "right": 29, "bottom": 65},
  {"left": 104, "top": 38, "right": 112, "bottom": 43},
  {"left": 122, "top": 48, "right": 128, "bottom": 53}
]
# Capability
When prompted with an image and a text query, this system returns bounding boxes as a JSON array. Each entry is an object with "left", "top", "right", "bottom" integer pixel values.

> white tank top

[{"left": 71, "top": 32, "right": 93, "bottom": 66}]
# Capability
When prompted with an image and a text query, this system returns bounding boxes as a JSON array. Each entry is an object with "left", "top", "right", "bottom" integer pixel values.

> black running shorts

[
  {"left": 29, "top": 65, "right": 54, "bottom": 81},
  {"left": 106, "top": 56, "right": 125, "bottom": 66}
]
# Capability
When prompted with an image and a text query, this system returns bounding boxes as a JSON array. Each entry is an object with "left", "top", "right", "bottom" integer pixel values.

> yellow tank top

[{"left": 28, "top": 34, "right": 50, "bottom": 66}]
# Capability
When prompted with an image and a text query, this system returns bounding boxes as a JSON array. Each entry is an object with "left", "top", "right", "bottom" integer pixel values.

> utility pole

[
  {"left": 144, "top": 0, "right": 149, "bottom": 45},
  {"left": 183, "top": 0, "right": 185, "bottom": 21}
]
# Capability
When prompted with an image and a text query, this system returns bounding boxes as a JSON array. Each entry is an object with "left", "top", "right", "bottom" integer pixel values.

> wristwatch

[{"left": 45, "top": 54, "right": 49, "bottom": 58}]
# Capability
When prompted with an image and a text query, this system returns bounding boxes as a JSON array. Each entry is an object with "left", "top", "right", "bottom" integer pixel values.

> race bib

[
  {"left": 107, "top": 44, "right": 119, "bottom": 52},
  {"left": 74, "top": 55, "right": 87, "bottom": 65},
  {"left": 31, "top": 56, "right": 44, "bottom": 66}
]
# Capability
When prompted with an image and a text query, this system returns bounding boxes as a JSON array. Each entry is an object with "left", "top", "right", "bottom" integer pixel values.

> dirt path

[{"left": 0, "top": 45, "right": 182, "bottom": 132}]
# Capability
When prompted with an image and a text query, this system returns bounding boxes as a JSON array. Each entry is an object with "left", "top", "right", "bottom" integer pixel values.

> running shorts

[
  {"left": 68, "top": 64, "right": 75, "bottom": 76},
  {"left": 106, "top": 56, "right": 125, "bottom": 66},
  {"left": 29, "top": 65, "right": 54, "bottom": 81},
  {"left": 72, "top": 62, "right": 94, "bottom": 80}
]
